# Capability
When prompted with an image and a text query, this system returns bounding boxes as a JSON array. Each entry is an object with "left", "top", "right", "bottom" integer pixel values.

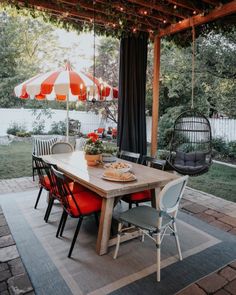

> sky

[{"left": 55, "top": 29, "right": 101, "bottom": 71}]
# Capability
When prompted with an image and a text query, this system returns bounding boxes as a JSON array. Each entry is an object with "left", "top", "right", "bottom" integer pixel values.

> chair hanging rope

[{"left": 191, "top": 25, "right": 195, "bottom": 109}]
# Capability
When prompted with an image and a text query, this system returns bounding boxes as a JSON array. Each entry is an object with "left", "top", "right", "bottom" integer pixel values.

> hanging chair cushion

[{"left": 174, "top": 151, "right": 208, "bottom": 173}]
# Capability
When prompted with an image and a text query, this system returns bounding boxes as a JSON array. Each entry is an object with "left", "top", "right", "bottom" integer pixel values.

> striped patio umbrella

[{"left": 14, "top": 62, "right": 118, "bottom": 138}]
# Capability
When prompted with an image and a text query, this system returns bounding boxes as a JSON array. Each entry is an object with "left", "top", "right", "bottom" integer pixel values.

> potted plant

[
  {"left": 84, "top": 132, "right": 104, "bottom": 166},
  {"left": 102, "top": 144, "right": 118, "bottom": 162}
]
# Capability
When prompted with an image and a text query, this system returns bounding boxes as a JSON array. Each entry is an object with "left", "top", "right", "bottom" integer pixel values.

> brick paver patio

[
  {"left": 0, "top": 206, "right": 34, "bottom": 295},
  {"left": 0, "top": 177, "right": 235, "bottom": 294}
]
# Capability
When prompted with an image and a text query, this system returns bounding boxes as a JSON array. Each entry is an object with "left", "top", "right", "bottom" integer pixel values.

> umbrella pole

[{"left": 66, "top": 94, "right": 69, "bottom": 141}]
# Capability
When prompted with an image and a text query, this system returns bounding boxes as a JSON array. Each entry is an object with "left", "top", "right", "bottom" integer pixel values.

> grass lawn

[
  {"left": 0, "top": 142, "right": 235, "bottom": 203},
  {"left": 0, "top": 141, "right": 32, "bottom": 179},
  {"left": 188, "top": 163, "right": 236, "bottom": 203}
]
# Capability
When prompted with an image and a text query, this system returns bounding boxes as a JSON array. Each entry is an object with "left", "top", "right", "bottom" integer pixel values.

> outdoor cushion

[
  {"left": 42, "top": 176, "right": 86, "bottom": 194},
  {"left": 66, "top": 191, "right": 102, "bottom": 217},
  {"left": 175, "top": 151, "right": 206, "bottom": 167},
  {"left": 174, "top": 164, "right": 209, "bottom": 174},
  {"left": 119, "top": 206, "right": 172, "bottom": 232},
  {"left": 123, "top": 189, "right": 151, "bottom": 203}
]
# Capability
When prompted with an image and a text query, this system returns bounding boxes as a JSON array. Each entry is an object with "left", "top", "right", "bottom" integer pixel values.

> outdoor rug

[{"left": 0, "top": 190, "right": 235, "bottom": 295}]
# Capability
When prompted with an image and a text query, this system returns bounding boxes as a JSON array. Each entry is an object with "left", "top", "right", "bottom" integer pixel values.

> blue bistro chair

[{"left": 113, "top": 175, "right": 189, "bottom": 282}]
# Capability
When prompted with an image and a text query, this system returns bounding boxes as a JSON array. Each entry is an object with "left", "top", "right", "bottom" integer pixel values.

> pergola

[{"left": 11, "top": 0, "right": 236, "bottom": 155}]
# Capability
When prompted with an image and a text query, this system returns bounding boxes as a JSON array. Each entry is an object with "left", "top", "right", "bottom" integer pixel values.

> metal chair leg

[
  {"left": 56, "top": 210, "right": 67, "bottom": 238},
  {"left": 44, "top": 199, "right": 51, "bottom": 221},
  {"left": 60, "top": 212, "right": 68, "bottom": 237},
  {"left": 129, "top": 202, "right": 132, "bottom": 210},
  {"left": 34, "top": 186, "right": 43, "bottom": 209},
  {"left": 68, "top": 218, "right": 83, "bottom": 258},
  {"left": 113, "top": 222, "right": 122, "bottom": 259},
  {"left": 156, "top": 232, "right": 161, "bottom": 282},
  {"left": 173, "top": 221, "right": 182, "bottom": 261},
  {"left": 45, "top": 197, "right": 54, "bottom": 223}
]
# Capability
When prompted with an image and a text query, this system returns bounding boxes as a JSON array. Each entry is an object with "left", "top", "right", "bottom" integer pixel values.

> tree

[{"left": 0, "top": 6, "right": 73, "bottom": 109}]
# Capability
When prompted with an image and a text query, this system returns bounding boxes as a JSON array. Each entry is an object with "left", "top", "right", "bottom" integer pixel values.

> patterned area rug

[{"left": 0, "top": 190, "right": 235, "bottom": 295}]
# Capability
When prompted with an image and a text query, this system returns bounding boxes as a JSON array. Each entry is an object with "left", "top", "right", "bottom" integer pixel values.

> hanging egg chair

[
  {"left": 166, "top": 26, "right": 212, "bottom": 176},
  {"left": 167, "top": 109, "right": 212, "bottom": 176}
]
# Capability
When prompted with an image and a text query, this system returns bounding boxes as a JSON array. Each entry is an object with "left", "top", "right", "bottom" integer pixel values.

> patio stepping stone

[
  {"left": 224, "top": 279, "right": 236, "bottom": 295},
  {"left": 0, "top": 245, "right": 19, "bottom": 262},
  {"left": 197, "top": 273, "right": 228, "bottom": 293},
  {"left": 218, "top": 216, "right": 236, "bottom": 228},
  {"left": 219, "top": 266, "right": 236, "bottom": 282},
  {"left": 177, "top": 283, "right": 206, "bottom": 294},
  {"left": 7, "top": 274, "right": 33, "bottom": 295},
  {"left": 0, "top": 235, "right": 15, "bottom": 248},
  {"left": 182, "top": 203, "right": 207, "bottom": 214}
]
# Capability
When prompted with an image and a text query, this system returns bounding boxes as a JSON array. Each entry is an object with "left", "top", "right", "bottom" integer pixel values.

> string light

[
  {"left": 174, "top": 5, "right": 177, "bottom": 9},
  {"left": 163, "top": 19, "right": 167, "bottom": 24},
  {"left": 143, "top": 10, "right": 148, "bottom": 15},
  {"left": 132, "top": 27, "right": 137, "bottom": 33},
  {"left": 112, "top": 23, "right": 116, "bottom": 28},
  {"left": 120, "top": 6, "right": 124, "bottom": 11},
  {"left": 179, "top": 20, "right": 182, "bottom": 24},
  {"left": 193, "top": 10, "right": 197, "bottom": 15}
]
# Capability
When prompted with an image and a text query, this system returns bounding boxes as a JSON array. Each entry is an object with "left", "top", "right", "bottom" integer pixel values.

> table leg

[
  {"left": 151, "top": 187, "right": 162, "bottom": 208},
  {"left": 96, "top": 197, "right": 114, "bottom": 255}
]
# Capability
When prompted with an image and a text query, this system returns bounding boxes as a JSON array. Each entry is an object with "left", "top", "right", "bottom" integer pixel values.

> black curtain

[{"left": 117, "top": 32, "right": 148, "bottom": 156}]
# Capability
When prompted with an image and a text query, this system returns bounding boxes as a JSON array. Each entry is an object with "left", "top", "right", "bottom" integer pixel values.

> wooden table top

[{"left": 42, "top": 151, "right": 178, "bottom": 198}]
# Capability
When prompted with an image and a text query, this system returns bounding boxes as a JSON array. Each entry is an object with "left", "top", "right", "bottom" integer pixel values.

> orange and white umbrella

[{"left": 14, "top": 62, "right": 118, "bottom": 138}]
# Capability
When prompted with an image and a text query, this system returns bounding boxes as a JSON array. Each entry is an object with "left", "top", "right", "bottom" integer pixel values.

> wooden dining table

[{"left": 42, "top": 151, "right": 178, "bottom": 255}]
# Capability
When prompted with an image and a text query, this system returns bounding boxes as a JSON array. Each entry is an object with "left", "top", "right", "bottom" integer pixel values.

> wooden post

[{"left": 151, "top": 35, "right": 161, "bottom": 157}]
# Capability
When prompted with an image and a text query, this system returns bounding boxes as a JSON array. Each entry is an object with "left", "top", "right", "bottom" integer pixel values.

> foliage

[
  {"left": 16, "top": 131, "right": 31, "bottom": 137},
  {"left": 7, "top": 122, "right": 26, "bottom": 135},
  {"left": 158, "top": 106, "right": 184, "bottom": 149},
  {"left": 102, "top": 144, "right": 118, "bottom": 155},
  {"left": 212, "top": 137, "right": 229, "bottom": 156},
  {"left": 0, "top": 6, "right": 74, "bottom": 109},
  {"left": 48, "top": 121, "right": 66, "bottom": 135},
  {"left": 31, "top": 120, "right": 45, "bottom": 135},
  {"left": 84, "top": 132, "right": 104, "bottom": 155},
  {"left": 228, "top": 141, "right": 236, "bottom": 158}
]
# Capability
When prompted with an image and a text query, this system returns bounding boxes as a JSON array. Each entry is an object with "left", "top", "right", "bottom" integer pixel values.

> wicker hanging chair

[
  {"left": 166, "top": 26, "right": 212, "bottom": 176},
  {"left": 167, "top": 109, "right": 212, "bottom": 176}
]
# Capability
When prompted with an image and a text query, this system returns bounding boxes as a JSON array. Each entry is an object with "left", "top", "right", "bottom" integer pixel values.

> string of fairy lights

[{"left": 8, "top": 0, "right": 211, "bottom": 38}]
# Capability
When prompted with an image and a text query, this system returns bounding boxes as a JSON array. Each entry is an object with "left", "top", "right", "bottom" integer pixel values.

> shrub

[
  {"left": 7, "top": 122, "right": 26, "bottom": 136},
  {"left": 228, "top": 141, "right": 236, "bottom": 158},
  {"left": 16, "top": 131, "right": 31, "bottom": 137},
  {"left": 32, "top": 120, "right": 45, "bottom": 135},
  {"left": 48, "top": 121, "right": 66, "bottom": 135},
  {"left": 212, "top": 137, "right": 229, "bottom": 156},
  {"left": 158, "top": 106, "right": 184, "bottom": 149}
]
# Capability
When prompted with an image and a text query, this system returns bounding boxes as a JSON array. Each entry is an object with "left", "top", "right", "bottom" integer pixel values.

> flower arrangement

[{"left": 84, "top": 132, "right": 104, "bottom": 155}]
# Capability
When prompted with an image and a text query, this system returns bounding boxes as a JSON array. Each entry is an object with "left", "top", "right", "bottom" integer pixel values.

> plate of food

[
  {"left": 104, "top": 162, "right": 132, "bottom": 173},
  {"left": 102, "top": 169, "right": 136, "bottom": 182}
]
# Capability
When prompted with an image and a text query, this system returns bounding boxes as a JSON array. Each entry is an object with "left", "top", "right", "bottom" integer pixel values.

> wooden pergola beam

[
  {"left": 159, "top": 0, "right": 236, "bottom": 37},
  {"left": 59, "top": 0, "right": 159, "bottom": 28},
  {"left": 165, "top": 0, "right": 202, "bottom": 13},
  {"left": 127, "top": 0, "right": 187, "bottom": 19},
  {"left": 96, "top": 0, "right": 171, "bottom": 24},
  {"left": 201, "top": 0, "right": 221, "bottom": 6},
  {"left": 16, "top": 0, "right": 153, "bottom": 32}
]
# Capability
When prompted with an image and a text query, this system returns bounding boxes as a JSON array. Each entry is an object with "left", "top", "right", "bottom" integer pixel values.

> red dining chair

[
  {"left": 33, "top": 155, "right": 86, "bottom": 223},
  {"left": 32, "top": 154, "right": 54, "bottom": 210},
  {"left": 51, "top": 166, "right": 102, "bottom": 258},
  {"left": 122, "top": 156, "right": 159, "bottom": 209}
]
